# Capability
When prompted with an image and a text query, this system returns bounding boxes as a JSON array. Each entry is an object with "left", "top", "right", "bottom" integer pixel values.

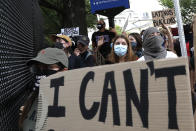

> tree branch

[{"left": 39, "top": 0, "right": 61, "bottom": 13}]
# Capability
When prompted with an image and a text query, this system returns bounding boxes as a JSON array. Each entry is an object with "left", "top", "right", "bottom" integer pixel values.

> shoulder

[
  {"left": 166, "top": 51, "right": 178, "bottom": 58},
  {"left": 92, "top": 31, "right": 100, "bottom": 37},
  {"left": 110, "top": 32, "right": 116, "bottom": 36},
  {"left": 87, "top": 54, "right": 94, "bottom": 59},
  {"left": 92, "top": 32, "right": 96, "bottom": 37},
  {"left": 86, "top": 53, "right": 95, "bottom": 63},
  {"left": 85, "top": 51, "right": 93, "bottom": 58},
  {"left": 106, "top": 30, "right": 115, "bottom": 35},
  {"left": 104, "top": 30, "right": 113, "bottom": 34}
]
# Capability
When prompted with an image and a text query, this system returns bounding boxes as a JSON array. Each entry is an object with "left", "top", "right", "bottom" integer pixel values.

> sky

[{"left": 130, "top": 0, "right": 163, "bottom": 13}]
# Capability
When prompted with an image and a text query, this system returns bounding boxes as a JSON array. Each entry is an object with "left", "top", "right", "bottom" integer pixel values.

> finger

[
  {"left": 19, "top": 106, "right": 24, "bottom": 116},
  {"left": 20, "top": 106, "right": 24, "bottom": 111}
]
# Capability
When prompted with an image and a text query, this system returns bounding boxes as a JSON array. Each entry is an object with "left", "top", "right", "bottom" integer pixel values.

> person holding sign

[
  {"left": 27, "top": 48, "right": 68, "bottom": 76},
  {"left": 159, "top": 23, "right": 174, "bottom": 51},
  {"left": 19, "top": 48, "right": 69, "bottom": 130},
  {"left": 138, "top": 27, "right": 177, "bottom": 61},
  {"left": 107, "top": 35, "right": 137, "bottom": 63}
]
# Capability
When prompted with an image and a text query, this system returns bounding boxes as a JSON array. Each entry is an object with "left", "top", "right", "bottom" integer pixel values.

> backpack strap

[{"left": 85, "top": 51, "right": 92, "bottom": 60}]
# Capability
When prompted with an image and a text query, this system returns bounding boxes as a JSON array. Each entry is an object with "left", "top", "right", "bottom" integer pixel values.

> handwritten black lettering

[
  {"left": 155, "top": 66, "right": 186, "bottom": 129},
  {"left": 99, "top": 71, "right": 120, "bottom": 126},
  {"left": 79, "top": 71, "right": 100, "bottom": 120},
  {"left": 48, "top": 76, "right": 65, "bottom": 117},
  {"left": 123, "top": 69, "right": 149, "bottom": 128}
]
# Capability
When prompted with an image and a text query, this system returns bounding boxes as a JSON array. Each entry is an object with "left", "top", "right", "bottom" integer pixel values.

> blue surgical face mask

[
  {"left": 131, "top": 42, "right": 137, "bottom": 50},
  {"left": 114, "top": 44, "right": 128, "bottom": 57}
]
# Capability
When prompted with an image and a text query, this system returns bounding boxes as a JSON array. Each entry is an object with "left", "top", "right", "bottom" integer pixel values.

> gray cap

[
  {"left": 77, "top": 35, "right": 90, "bottom": 46},
  {"left": 27, "top": 48, "right": 68, "bottom": 68}
]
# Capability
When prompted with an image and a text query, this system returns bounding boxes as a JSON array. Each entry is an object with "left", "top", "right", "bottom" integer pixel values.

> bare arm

[{"left": 162, "top": 24, "right": 174, "bottom": 51}]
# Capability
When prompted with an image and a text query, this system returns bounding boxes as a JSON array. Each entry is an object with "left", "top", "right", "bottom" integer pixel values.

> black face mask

[
  {"left": 97, "top": 24, "right": 104, "bottom": 30},
  {"left": 30, "top": 66, "right": 58, "bottom": 76},
  {"left": 54, "top": 42, "right": 64, "bottom": 49},
  {"left": 30, "top": 66, "right": 42, "bottom": 75},
  {"left": 42, "top": 69, "right": 58, "bottom": 76}
]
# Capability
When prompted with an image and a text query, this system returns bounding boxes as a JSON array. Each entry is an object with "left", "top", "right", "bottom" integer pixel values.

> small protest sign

[
  {"left": 61, "top": 27, "right": 79, "bottom": 36},
  {"left": 152, "top": 9, "right": 176, "bottom": 27}
]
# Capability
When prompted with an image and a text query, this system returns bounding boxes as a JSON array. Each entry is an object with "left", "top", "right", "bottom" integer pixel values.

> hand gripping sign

[{"left": 36, "top": 57, "right": 194, "bottom": 131}]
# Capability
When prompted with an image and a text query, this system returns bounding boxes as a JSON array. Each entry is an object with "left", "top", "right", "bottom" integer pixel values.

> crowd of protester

[{"left": 19, "top": 15, "right": 196, "bottom": 129}]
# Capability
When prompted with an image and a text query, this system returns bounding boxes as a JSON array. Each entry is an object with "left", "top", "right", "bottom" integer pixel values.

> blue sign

[{"left": 90, "top": 0, "right": 130, "bottom": 14}]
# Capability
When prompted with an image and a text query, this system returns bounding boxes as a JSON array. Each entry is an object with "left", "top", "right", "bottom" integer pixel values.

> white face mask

[{"left": 114, "top": 44, "right": 128, "bottom": 57}]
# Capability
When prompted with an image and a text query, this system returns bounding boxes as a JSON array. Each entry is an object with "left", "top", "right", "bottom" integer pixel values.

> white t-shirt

[{"left": 137, "top": 51, "right": 178, "bottom": 61}]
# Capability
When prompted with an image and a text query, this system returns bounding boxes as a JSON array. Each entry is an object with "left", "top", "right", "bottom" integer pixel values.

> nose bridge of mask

[
  {"left": 114, "top": 44, "right": 128, "bottom": 51},
  {"left": 115, "top": 44, "right": 123, "bottom": 49},
  {"left": 119, "top": 43, "right": 127, "bottom": 48}
]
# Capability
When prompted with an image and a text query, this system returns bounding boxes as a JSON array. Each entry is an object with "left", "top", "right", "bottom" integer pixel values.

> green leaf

[{"left": 159, "top": 0, "right": 196, "bottom": 24}]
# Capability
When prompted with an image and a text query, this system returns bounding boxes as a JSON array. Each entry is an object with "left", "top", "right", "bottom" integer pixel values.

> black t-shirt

[{"left": 92, "top": 30, "right": 115, "bottom": 58}]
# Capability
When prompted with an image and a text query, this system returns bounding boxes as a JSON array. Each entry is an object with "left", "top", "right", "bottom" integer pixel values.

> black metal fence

[{"left": 0, "top": 0, "right": 43, "bottom": 130}]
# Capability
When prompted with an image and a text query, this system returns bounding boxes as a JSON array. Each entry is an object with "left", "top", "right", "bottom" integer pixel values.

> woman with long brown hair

[
  {"left": 128, "top": 33, "right": 143, "bottom": 58},
  {"left": 108, "top": 35, "right": 137, "bottom": 63}
]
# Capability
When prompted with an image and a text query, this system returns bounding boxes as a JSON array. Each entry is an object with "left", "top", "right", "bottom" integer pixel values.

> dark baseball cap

[
  {"left": 27, "top": 48, "right": 68, "bottom": 68},
  {"left": 77, "top": 35, "right": 90, "bottom": 46}
]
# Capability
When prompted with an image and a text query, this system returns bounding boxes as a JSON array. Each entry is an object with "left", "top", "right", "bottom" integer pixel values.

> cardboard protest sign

[
  {"left": 37, "top": 57, "right": 194, "bottom": 131},
  {"left": 152, "top": 9, "right": 176, "bottom": 27}
]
